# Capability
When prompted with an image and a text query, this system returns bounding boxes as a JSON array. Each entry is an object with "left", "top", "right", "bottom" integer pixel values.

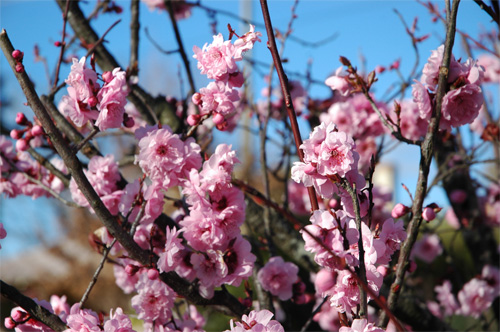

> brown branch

[
  {"left": 130, "top": 0, "right": 140, "bottom": 73},
  {"left": 473, "top": 0, "right": 500, "bottom": 26},
  {"left": 1, "top": 28, "right": 247, "bottom": 318},
  {"left": 379, "top": 0, "right": 461, "bottom": 327},
  {"left": 51, "top": 0, "right": 70, "bottom": 92},
  {"left": 259, "top": 0, "right": 319, "bottom": 212},
  {"left": 1, "top": 280, "right": 67, "bottom": 332}
]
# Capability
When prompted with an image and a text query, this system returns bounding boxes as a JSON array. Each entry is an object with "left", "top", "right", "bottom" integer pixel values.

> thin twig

[
  {"left": 84, "top": 19, "right": 122, "bottom": 59},
  {"left": 73, "top": 127, "right": 99, "bottom": 153},
  {"left": 300, "top": 296, "right": 329, "bottom": 332},
  {"left": 79, "top": 238, "right": 117, "bottom": 308},
  {"left": 28, "top": 148, "right": 70, "bottom": 187},
  {"left": 130, "top": 0, "right": 140, "bottom": 73},
  {"left": 51, "top": 0, "right": 70, "bottom": 92}
]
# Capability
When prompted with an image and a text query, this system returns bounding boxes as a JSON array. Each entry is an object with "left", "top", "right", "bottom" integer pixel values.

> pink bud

[
  {"left": 10, "top": 129, "right": 23, "bottom": 140},
  {"left": 303, "top": 163, "right": 316, "bottom": 175},
  {"left": 391, "top": 203, "right": 410, "bottom": 218},
  {"left": 212, "top": 112, "right": 225, "bottom": 125},
  {"left": 16, "top": 112, "right": 28, "bottom": 125},
  {"left": 328, "top": 198, "right": 341, "bottom": 210},
  {"left": 375, "top": 65, "right": 385, "bottom": 73},
  {"left": 187, "top": 114, "right": 200, "bottom": 126},
  {"left": 12, "top": 49, "right": 23, "bottom": 61},
  {"left": 15, "top": 63, "right": 24, "bottom": 73},
  {"left": 102, "top": 71, "right": 113, "bottom": 83},
  {"left": 54, "top": 41, "right": 62, "bottom": 47},
  {"left": 191, "top": 93, "right": 202, "bottom": 105},
  {"left": 87, "top": 96, "right": 98, "bottom": 107},
  {"left": 377, "top": 265, "right": 389, "bottom": 277},
  {"left": 422, "top": 207, "right": 436, "bottom": 222},
  {"left": 11, "top": 310, "right": 28, "bottom": 322},
  {"left": 450, "top": 189, "right": 467, "bottom": 204},
  {"left": 147, "top": 268, "right": 159, "bottom": 280},
  {"left": 125, "top": 264, "right": 140, "bottom": 276},
  {"left": 31, "top": 125, "right": 44, "bottom": 137},
  {"left": 4, "top": 317, "right": 16, "bottom": 329},
  {"left": 123, "top": 115, "right": 135, "bottom": 128},
  {"left": 16, "top": 139, "right": 29, "bottom": 152}
]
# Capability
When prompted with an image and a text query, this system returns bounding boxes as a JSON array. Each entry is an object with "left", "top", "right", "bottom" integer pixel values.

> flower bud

[
  {"left": 102, "top": 71, "right": 113, "bottom": 83},
  {"left": 12, "top": 49, "right": 23, "bottom": 61},
  {"left": 4, "top": 317, "right": 16, "bottom": 329},
  {"left": 422, "top": 207, "right": 436, "bottom": 222},
  {"left": 54, "top": 41, "right": 62, "bottom": 47},
  {"left": 191, "top": 93, "right": 202, "bottom": 105},
  {"left": 15, "top": 112, "right": 28, "bottom": 125},
  {"left": 391, "top": 203, "right": 410, "bottom": 218},
  {"left": 328, "top": 198, "right": 341, "bottom": 210},
  {"left": 125, "top": 264, "right": 140, "bottom": 276},
  {"left": 212, "top": 112, "right": 225, "bottom": 125},
  {"left": 377, "top": 265, "right": 389, "bottom": 277},
  {"left": 10, "top": 129, "right": 23, "bottom": 140},
  {"left": 15, "top": 63, "right": 24, "bottom": 73},
  {"left": 87, "top": 96, "right": 98, "bottom": 107},
  {"left": 16, "top": 139, "right": 29, "bottom": 152},
  {"left": 187, "top": 114, "right": 200, "bottom": 126},
  {"left": 147, "top": 268, "right": 159, "bottom": 280},
  {"left": 11, "top": 310, "right": 28, "bottom": 322},
  {"left": 31, "top": 125, "right": 44, "bottom": 137},
  {"left": 123, "top": 115, "right": 135, "bottom": 128}
]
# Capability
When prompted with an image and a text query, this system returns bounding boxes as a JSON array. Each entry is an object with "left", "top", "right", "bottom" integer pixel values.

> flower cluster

[
  {"left": 178, "top": 144, "right": 255, "bottom": 298},
  {"left": 0, "top": 136, "right": 67, "bottom": 199},
  {"left": 191, "top": 25, "right": 261, "bottom": 130},
  {"left": 59, "top": 57, "right": 131, "bottom": 131},
  {"left": 257, "top": 256, "right": 299, "bottom": 301},
  {"left": 70, "top": 154, "right": 122, "bottom": 215},
  {"left": 412, "top": 45, "right": 485, "bottom": 130},
  {"left": 427, "top": 265, "right": 500, "bottom": 319}
]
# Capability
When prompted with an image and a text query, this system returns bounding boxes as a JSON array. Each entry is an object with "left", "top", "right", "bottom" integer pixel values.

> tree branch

[{"left": 1, "top": 280, "right": 67, "bottom": 332}]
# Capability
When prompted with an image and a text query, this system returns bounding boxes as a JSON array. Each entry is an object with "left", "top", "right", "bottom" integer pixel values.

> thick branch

[
  {"left": 1, "top": 280, "right": 67, "bottom": 332},
  {"left": 379, "top": 0, "right": 461, "bottom": 327}
]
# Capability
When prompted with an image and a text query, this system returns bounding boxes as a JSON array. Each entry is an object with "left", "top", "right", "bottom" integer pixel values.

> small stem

[
  {"left": 84, "top": 19, "right": 122, "bottom": 59},
  {"left": 28, "top": 147, "right": 70, "bottom": 187},
  {"left": 79, "top": 238, "right": 117, "bottom": 308},
  {"left": 73, "top": 127, "right": 99, "bottom": 153},
  {"left": 164, "top": 0, "right": 196, "bottom": 96},
  {"left": 51, "top": 0, "right": 70, "bottom": 92},
  {"left": 300, "top": 296, "right": 329, "bottom": 332}
]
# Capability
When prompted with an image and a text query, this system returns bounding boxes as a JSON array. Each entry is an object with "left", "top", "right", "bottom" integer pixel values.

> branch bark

[{"left": 379, "top": 0, "right": 462, "bottom": 327}]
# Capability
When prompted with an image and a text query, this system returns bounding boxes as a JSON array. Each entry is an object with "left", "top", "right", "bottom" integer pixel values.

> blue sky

[{"left": 0, "top": 1, "right": 496, "bottom": 257}]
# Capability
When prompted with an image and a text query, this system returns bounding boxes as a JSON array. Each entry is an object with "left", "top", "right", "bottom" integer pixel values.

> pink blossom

[
  {"left": 441, "top": 84, "right": 483, "bottom": 129},
  {"left": 58, "top": 88, "right": 99, "bottom": 128},
  {"left": 65, "top": 57, "right": 98, "bottom": 104},
  {"left": 233, "top": 25, "right": 262, "bottom": 61},
  {"left": 477, "top": 53, "right": 500, "bottom": 83},
  {"left": 411, "top": 234, "right": 442, "bottom": 263},
  {"left": 50, "top": 295, "right": 70, "bottom": 322},
  {"left": 113, "top": 258, "right": 141, "bottom": 294},
  {"left": 0, "top": 135, "right": 15, "bottom": 172},
  {"left": 420, "top": 45, "right": 463, "bottom": 91},
  {"left": 312, "top": 300, "right": 341, "bottom": 331},
  {"left": 396, "top": 100, "right": 429, "bottom": 141},
  {"left": 412, "top": 80, "right": 432, "bottom": 120},
  {"left": 190, "top": 249, "right": 227, "bottom": 298},
  {"left": 339, "top": 318, "right": 385, "bottom": 332},
  {"left": 481, "top": 265, "right": 500, "bottom": 295},
  {"left": 198, "top": 81, "right": 240, "bottom": 116},
  {"left": 198, "top": 143, "right": 240, "bottom": 191},
  {"left": 457, "top": 278, "right": 496, "bottom": 318},
  {"left": 257, "top": 256, "right": 299, "bottom": 301},
  {"left": 391, "top": 203, "right": 410, "bottom": 219},
  {"left": 376, "top": 218, "right": 407, "bottom": 265},
  {"left": 421, "top": 207, "right": 436, "bottom": 221},
  {"left": 225, "top": 310, "right": 284, "bottom": 332},
  {"left": 95, "top": 67, "right": 128, "bottom": 131},
  {"left": 193, "top": 33, "right": 238, "bottom": 81},
  {"left": 103, "top": 308, "right": 135, "bottom": 332},
  {"left": 325, "top": 66, "right": 352, "bottom": 96},
  {"left": 434, "top": 280, "right": 459, "bottom": 316},
  {"left": 135, "top": 125, "right": 202, "bottom": 189},
  {"left": 313, "top": 269, "right": 337, "bottom": 296},
  {"left": 131, "top": 273, "right": 176, "bottom": 324},
  {"left": 64, "top": 303, "right": 101, "bottom": 332},
  {"left": 157, "top": 226, "right": 184, "bottom": 273}
]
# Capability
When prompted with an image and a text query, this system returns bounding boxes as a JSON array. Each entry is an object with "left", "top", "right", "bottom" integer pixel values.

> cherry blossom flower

[
  {"left": 233, "top": 24, "right": 262, "bottom": 61},
  {"left": 103, "top": 308, "right": 135, "bottom": 332},
  {"left": 131, "top": 273, "right": 177, "bottom": 325},
  {"left": 257, "top": 256, "right": 299, "bottom": 301},
  {"left": 135, "top": 125, "right": 202, "bottom": 189},
  {"left": 441, "top": 84, "right": 483, "bottom": 129},
  {"left": 157, "top": 226, "right": 184, "bottom": 273},
  {"left": 477, "top": 53, "right": 500, "bottom": 83},
  {"left": 457, "top": 278, "right": 496, "bottom": 318},
  {"left": 225, "top": 310, "right": 284, "bottom": 332},
  {"left": 434, "top": 280, "right": 459, "bottom": 317},
  {"left": 64, "top": 303, "right": 101, "bottom": 332},
  {"left": 193, "top": 33, "right": 238, "bottom": 82},
  {"left": 95, "top": 68, "right": 128, "bottom": 131},
  {"left": 325, "top": 66, "right": 352, "bottom": 97},
  {"left": 411, "top": 234, "right": 443, "bottom": 263}
]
